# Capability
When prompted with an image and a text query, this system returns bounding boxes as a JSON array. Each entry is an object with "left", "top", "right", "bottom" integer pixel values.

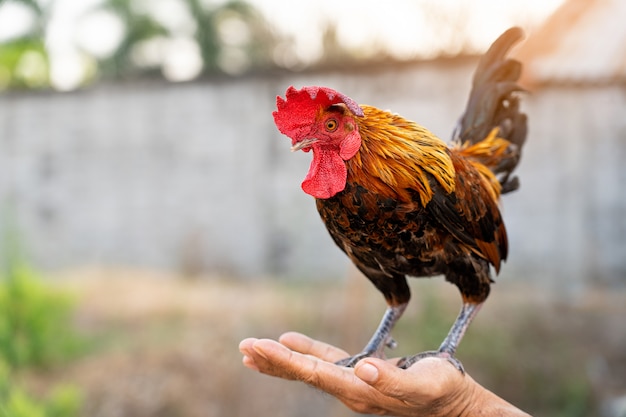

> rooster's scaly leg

[
  {"left": 336, "top": 303, "right": 407, "bottom": 367},
  {"left": 397, "top": 302, "right": 482, "bottom": 373}
]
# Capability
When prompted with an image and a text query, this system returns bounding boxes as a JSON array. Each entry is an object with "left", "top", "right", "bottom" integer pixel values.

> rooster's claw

[
  {"left": 335, "top": 357, "right": 359, "bottom": 368},
  {"left": 335, "top": 352, "right": 377, "bottom": 368},
  {"left": 397, "top": 350, "right": 465, "bottom": 374}
]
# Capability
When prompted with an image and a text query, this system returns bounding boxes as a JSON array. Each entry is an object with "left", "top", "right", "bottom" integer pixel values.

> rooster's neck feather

[{"left": 347, "top": 106, "right": 456, "bottom": 207}]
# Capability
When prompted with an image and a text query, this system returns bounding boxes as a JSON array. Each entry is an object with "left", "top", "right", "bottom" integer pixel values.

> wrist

[{"left": 460, "top": 376, "right": 531, "bottom": 417}]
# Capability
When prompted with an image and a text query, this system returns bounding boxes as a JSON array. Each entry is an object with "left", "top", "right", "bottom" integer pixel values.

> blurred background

[{"left": 0, "top": 0, "right": 625, "bottom": 416}]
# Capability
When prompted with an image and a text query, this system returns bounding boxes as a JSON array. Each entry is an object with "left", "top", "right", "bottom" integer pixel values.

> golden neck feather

[{"left": 346, "top": 106, "right": 456, "bottom": 206}]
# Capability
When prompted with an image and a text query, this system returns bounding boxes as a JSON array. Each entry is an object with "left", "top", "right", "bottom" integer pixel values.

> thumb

[
  {"left": 355, "top": 357, "right": 464, "bottom": 404},
  {"left": 354, "top": 358, "right": 414, "bottom": 400}
]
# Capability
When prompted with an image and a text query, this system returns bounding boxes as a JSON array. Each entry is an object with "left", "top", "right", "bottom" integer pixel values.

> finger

[
  {"left": 242, "top": 354, "right": 260, "bottom": 371},
  {"left": 252, "top": 338, "right": 365, "bottom": 394},
  {"left": 354, "top": 357, "right": 463, "bottom": 403},
  {"left": 240, "top": 338, "right": 295, "bottom": 378},
  {"left": 239, "top": 337, "right": 258, "bottom": 351},
  {"left": 239, "top": 338, "right": 263, "bottom": 372},
  {"left": 278, "top": 332, "right": 349, "bottom": 363},
  {"left": 239, "top": 338, "right": 260, "bottom": 360},
  {"left": 239, "top": 338, "right": 298, "bottom": 380},
  {"left": 245, "top": 339, "right": 408, "bottom": 415}
]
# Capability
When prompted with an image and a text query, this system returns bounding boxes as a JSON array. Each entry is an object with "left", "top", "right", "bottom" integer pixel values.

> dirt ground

[{"left": 20, "top": 267, "right": 626, "bottom": 417}]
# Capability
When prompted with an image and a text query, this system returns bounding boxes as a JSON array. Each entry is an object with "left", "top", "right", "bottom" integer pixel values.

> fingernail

[
  {"left": 253, "top": 344, "right": 268, "bottom": 360},
  {"left": 356, "top": 363, "right": 379, "bottom": 383}
]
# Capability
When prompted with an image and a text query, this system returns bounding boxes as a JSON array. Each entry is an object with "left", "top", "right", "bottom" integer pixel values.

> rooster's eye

[{"left": 325, "top": 119, "right": 338, "bottom": 132}]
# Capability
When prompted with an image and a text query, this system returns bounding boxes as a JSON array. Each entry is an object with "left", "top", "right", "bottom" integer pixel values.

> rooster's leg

[
  {"left": 336, "top": 303, "right": 407, "bottom": 367},
  {"left": 397, "top": 301, "right": 482, "bottom": 373}
]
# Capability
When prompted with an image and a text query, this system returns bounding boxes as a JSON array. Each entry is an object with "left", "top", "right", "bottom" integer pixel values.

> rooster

[{"left": 272, "top": 27, "right": 527, "bottom": 372}]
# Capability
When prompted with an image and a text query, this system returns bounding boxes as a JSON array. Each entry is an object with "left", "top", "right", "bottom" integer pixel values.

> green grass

[
  {"left": 0, "top": 264, "right": 87, "bottom": 370},
  {"left": 0, "top": 225, "right": 85, "bottom": 417},
  {"left": 0, "top": 360, "right": 81, "bottom": 417}
]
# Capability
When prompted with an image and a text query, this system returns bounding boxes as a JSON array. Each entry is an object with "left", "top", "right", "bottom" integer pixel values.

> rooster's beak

[{"left": 291, "top": 138, "right": 319, "bottom": 152}]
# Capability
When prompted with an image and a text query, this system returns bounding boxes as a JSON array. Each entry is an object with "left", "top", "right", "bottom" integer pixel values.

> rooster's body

[{"left": 273, "top": 27, "right": 527, "bottom": 370}]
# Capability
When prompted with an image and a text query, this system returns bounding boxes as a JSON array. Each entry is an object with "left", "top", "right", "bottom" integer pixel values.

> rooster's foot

[
  {"left": 396, "top": 350, "right": 465, "bottom": 374},
  {"left": 334, "top": 348, "right": 386, "bottom": 368},
  {"left": 335, "top": 336, "right": 397, "bottom": 368},
  {"left": 335, "top": 352, "right": 373, "bottom": 368}
]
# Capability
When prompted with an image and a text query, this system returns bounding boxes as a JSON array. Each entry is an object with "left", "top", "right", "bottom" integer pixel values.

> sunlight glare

[
  {"left": 1, "top": 0, "right": 566, "bottom": 90},
  {"left": 0, "top": 2, "right": 36, "bottom": 41},
  {"left": 217, "top": 15, "right": 252, "bottom": 47},
  {"left": 146, "top": 0, "right": 197, "bottom": 36},
  {"left": 49, "top": 50, "right": 88, "bottom": 91},
  {"left": 132, "top": 37, "right": 167, "bottom": 69},
  {"left": 255, "top": 0, "right": 566, "bottom": 63},
  {"left": 162, "top": 37, "right": 203, "bottom": 82},
  {"left": 76, "top": 10, "right": 125, "bottom": 59}
]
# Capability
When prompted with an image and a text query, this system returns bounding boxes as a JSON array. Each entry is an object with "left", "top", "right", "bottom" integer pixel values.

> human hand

[{"left": 239, "top": 332, "right": 529, "bottom": 417}]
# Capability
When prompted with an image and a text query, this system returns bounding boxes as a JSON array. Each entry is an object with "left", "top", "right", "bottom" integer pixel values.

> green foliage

[
  {"left": 0, "top": 360, "right": 81, "bottom": 417},
  {"left": 0, "top": 264, "right": 85, "bottom": 370},
  {"left": 0, "top": 38, "right": 49, "bottom": 90},
  {"left": 95, "top": 0, "right": 277, "bottom": 78},
  {"left": 95, "top": 0, "right": 169, "bottom": 78},
  {"left": 0, "top": 222, "right": 84, "bottom": 417}
]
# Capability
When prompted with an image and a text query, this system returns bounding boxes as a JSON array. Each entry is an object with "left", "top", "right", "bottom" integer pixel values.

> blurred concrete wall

[{"left": 1, "top": 59, "right": 624, "bottom": 291}]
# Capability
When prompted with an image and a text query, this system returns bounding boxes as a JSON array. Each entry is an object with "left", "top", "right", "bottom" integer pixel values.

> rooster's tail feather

[{"left": 453, "top": 27, "right": 527, "bottom": 194}]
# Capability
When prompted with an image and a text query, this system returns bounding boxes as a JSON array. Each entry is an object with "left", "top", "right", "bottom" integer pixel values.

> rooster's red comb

[{"left": 273, "top": 86, "right": 364, "bottom": 137}]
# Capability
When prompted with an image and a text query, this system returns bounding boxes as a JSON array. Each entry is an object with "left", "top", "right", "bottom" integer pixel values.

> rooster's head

[{"left": 273, "top": 86, "right": 364, "bottom": 199}]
